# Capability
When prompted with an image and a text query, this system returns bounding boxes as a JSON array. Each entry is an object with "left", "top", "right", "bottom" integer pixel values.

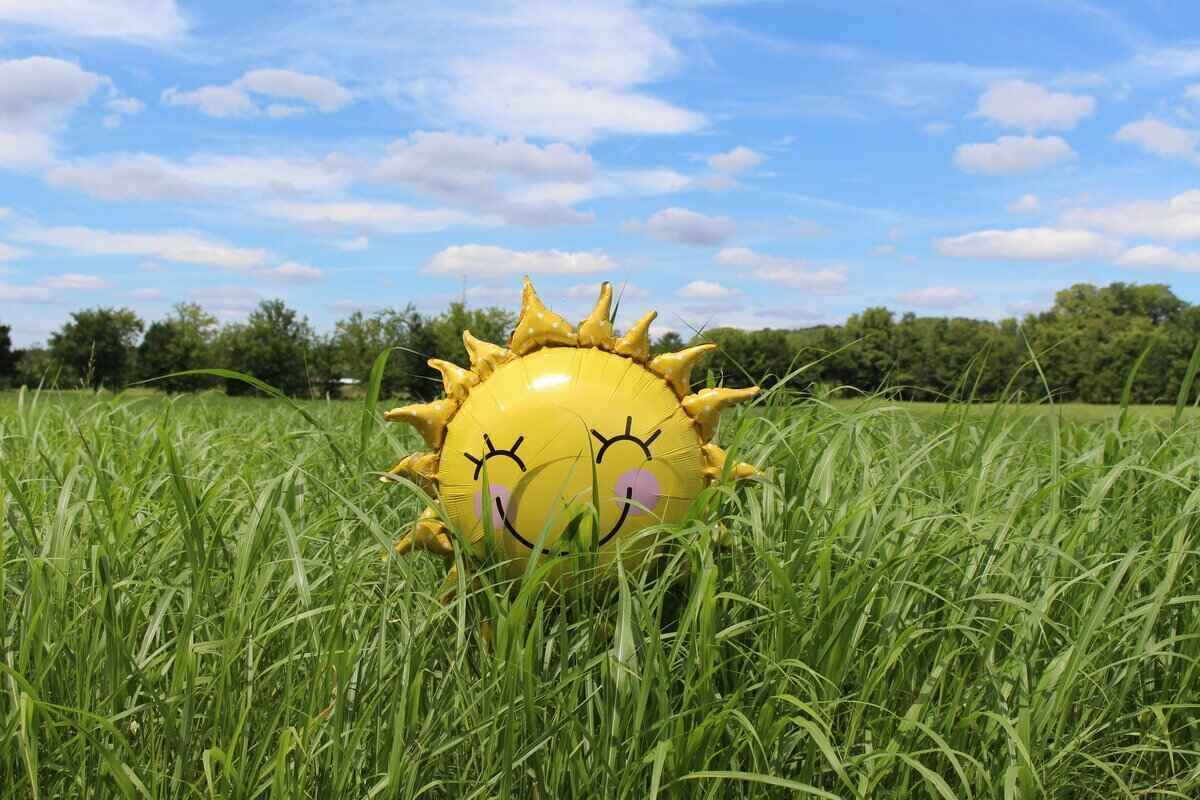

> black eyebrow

[
  {"left": 590, "top": 416, "right": 660, "bottom": 463},
  {"left": 465, "top": 434, "right": 527, "bottom": 479}
]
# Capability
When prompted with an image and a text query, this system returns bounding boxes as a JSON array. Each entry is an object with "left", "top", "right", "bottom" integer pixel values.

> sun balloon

[{"left": 382, "top": 278, "right": 761, "bottom": 584}]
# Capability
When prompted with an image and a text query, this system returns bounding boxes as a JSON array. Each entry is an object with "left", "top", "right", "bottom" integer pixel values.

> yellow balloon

[{"left": 383, "top": 277, "right": 761, "bottom": 585}]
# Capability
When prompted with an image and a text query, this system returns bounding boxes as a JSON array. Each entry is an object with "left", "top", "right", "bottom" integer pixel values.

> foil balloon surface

[{"left": 382, "top": 278, "right": 761, "bottom": 583}]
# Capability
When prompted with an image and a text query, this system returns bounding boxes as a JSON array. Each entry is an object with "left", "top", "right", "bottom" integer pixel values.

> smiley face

[{"left": 437, "top": 346, "right": 705, "bottom": 571}]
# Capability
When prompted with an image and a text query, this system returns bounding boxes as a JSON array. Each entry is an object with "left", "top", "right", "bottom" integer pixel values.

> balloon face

[
  {"left": 438, "top": 347, "right": 704, "bottom": 573},
  {"left": 382, "top": 277, "right": 761, "bottom": 590}
]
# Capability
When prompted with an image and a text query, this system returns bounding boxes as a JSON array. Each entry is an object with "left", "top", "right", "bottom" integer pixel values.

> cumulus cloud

[
  {"left": 12, "top": 225, "right": 270, "bottom": 270},
  {"left": 1114, "top": 117, "right": 1200, "bottom": 163},
  {"left": 263, "top": 262, "right": 324, "bottom": 283},
  {"left": 396, "top": 3, "right": 704, "bottom": 141},
  {"left": 973, "top": 80, "right": 1095, "bottom": 132},
  {"left": 39, "top": 272, "right": 112, "bottom": 289},
  {"left": 953, "top": 136, "right": 1076, "bottom": 175},
  {"left": 935, "top": 227, "right": 1120, "bottom": 261},
  {"left": 624, "top": 207, "right": 736, "bottom": 245},
  {"left": 1007, "top": 193, "right": 1041, "bottom": 214},
  {"left": 46, "top": 152, "right": 350, "bottom": 201},
  {"left": 1062, "top": 191, "right": 1200, "bottom": 240},
  {"left": 0, "top": 283, "right": 53, "bottom": 303},
  {"left": 374, "top": 131, "right": 595, "bottom": 225},
  {"left": 678, "top": 280, "right": 739, "bottom": 299},
  {"left": 260, "top": 201, "right": 492, "bottom": 235},
  {"left": 714, "top": 246, "right": 847, "bottom": 290},
  {"left": 424, "top": 244, "right": 616, "bottom": 279},
  {"left": 564, "top": 281, "right": 647, "bottom": 299},
  {"left": 707, "top": 146, "right": 763, "bottom": 175},
  {"left": 0, "top": 0, "right": 186, "bottom": 41},
  {"left": 163, "top": 68, "right": 352, "bottom": 118},
  {"left": 1116, "top": 245, "right": 1200, "bottom": 272},
  {"left": 125, "top": 288, "right": 164, "bottom": 301},
  {"left": 898, "top": 287, "right": 973, "bottom": 308},
  {"left": 0, "top": 57, "right": 104, "bottom": 168},
  {"left": 107, "top": 96, "right": 144, "bottom": 115}
]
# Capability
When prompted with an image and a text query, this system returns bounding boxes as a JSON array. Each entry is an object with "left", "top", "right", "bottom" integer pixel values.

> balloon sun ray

[{"left": 381, "top": 276, "right": 761, "bottom": 592}]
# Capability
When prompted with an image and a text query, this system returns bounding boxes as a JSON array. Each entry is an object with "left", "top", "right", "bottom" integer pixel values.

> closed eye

[
  {"left": 590, "top": 416, "right": 660, "bottom": 463},
  {"left": 465, "top": 434, "right": 526, "bottom": 479}
]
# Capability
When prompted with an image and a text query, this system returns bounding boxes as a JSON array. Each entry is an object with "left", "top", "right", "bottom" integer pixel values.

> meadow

[{"left": 1, "top": 386, "right": 1199, "bottom": 798}]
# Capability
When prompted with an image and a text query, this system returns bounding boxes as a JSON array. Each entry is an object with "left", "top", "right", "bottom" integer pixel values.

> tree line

[{"left": 1, "top": 281, "right": 1197, "bottom": 404}]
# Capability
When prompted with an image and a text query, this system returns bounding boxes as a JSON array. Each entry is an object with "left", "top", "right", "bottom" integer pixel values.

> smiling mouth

[{"left": 495, "top": 486, "right": 635, "bottom": 554}]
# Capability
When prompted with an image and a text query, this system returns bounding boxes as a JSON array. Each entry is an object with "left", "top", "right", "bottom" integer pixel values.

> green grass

[{"left": 2, "top": 386, "right": 1199, "bottom": 798}]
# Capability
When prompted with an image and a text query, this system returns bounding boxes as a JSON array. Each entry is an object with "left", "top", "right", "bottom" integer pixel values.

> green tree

[
  {"left": 0, "top": 324, "right": 14, "bottom": 387},
  {"left": 48, "top": 307, "right": 144, "bottom": 390},
  {"left": 217, "top": 299, "right": 319, "bottom": 397},
  {"left": 138, "top": 303, "right": 219, "bottom": 392},
  {"left": 651, "top": 331, "right": 685, "bottom": 357}
]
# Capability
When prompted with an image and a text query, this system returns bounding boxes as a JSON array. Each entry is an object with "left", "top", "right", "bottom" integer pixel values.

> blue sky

[{"left": 5, "top": 1, "right": 1200, "bottom": 346}]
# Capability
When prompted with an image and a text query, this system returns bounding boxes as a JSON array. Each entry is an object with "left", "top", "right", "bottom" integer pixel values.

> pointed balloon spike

[
  {"left": 650, "top": 343, "right": 717, "bottom": 398},
  {"left": 701, "top": 443, "right": 761, "bottom": 483},
  {"left": 462, "top": 330, "right": 513, "bottom": 380},
  {"left": 613, "top": 310, "right": 657, "bottom": 363},
  {"left": 509, "top": 276, "right": 578, "bottom": 355},
  {"left": 578, "top": 281, "right": 615, "bottom": 348},
  {"left": 384, "top": 397, "right": 459, "bottom": 449},
  {"left": 428, "top": 358, "right": 479, "bottom": 403},
  {"left": 682, "top": 385, "right": 760, "bottom": 441},
  {"left": 394, "top": 507, "right": 454, "bottom": 560},
  {"left": 381, "top": 451, "right": 440, "bottom": 492}
]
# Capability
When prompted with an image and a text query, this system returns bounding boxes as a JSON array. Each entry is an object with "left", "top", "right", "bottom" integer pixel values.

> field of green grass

[{"left": 2, "top": 387, "right": 1199, "bottom": 798}]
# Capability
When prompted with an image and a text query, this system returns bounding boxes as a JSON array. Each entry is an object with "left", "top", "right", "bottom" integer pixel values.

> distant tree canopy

[
  {"left": 48, "top": 308, "right": 144, "bottom": 391},
  {"left": 5, "top": 281, "right": 1200, "bottom": 403}
]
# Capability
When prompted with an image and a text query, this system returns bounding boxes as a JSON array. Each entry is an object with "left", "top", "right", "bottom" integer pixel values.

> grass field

[{"left": 2, "top": 386, "right": 1199, "bottom": 798}]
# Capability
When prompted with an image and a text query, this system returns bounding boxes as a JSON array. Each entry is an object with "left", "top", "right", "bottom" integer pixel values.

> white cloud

[
  {"left": 424, "top": 244, "right": 616, "bottom": 279},
  {"left": 374, "top": 131, "right": 594, "bottom": 225},
  {"left": 1116, "top": 245, "right": 1200, "bottom": 272},
  {"left": 13, "top": 225, "right": 270, "bottom": 269},
  {"left": 1062, "top": 191, "right": 1200, "bottom": 240},
  {"left": 188, "top": 285, "right": 262, "bottom": 315},
  {"left": 707, "top": 146, "right": 762, "bottom": 175},
  {"left": 1187, "top": 85, "right": 1200, "bottom": 102},
  {"left": 260, "top": 201, "right": 491, "bottom": 234},
  {"left": 935, "top": 227, "right": 1120, "bottom": 261},
  {"left": 337, "top": 236, "right": 369, "bottom": 252},
  {"left": 107, "top": 96, "right": 144, "bottom": 115},
  {"left": 125, "top": 288, "right": 163, "bottom": 301},
  {"left": 954, "top": 136, "right": 1076, "bottom": 175},
  {"left": 0, "top": 241, "right": 24, "bottom": 261},
  {"left": 1114, "top": 117, "right": 1200, "bottom": 163},
  {"left": 678, "top": 280, "right": 739, "bottom": 299},
  {"left": 0, "top": 283, "right": 53, "bottom": 303},
  {"left": 1007, "top": 193, "right": 1041, "bottom": 214},
  {"left": 0, "top": 57, "right": 104, "bottom": 167},
  {"left": 871, "top": 243, "right": 897, "bottom": 256},
  {"left": 396, "top": 3, "right": 704, "bottom": 141},
  {"left": 922, "top": 121, "right": 951, "bottom": 135},
  {"left": 0, "top": 0, "right": 186, "bottom": 41},
  {"left": 162, "top": 84, "right": 255, "bottom": 118},
  {"left": 163, "top": 68, "right": 351, "bottom": 118},
  {"left": 898, "top": 287, "right": 973, "bottom": 308},
  {"left": 39, "top": 272, "right": 111, "bottom": 290},
  {"left": 714, "top": 246, "right": 847, "bottom": 290},
  {"left": 46, "top": 152, "right": 349, "bottom": 201},
  {"left": 237, "top": 69, "right": 352, "bottom": 112},
  {"left": 264, "top": 262, "right": 324, "bottom": 283},
  {"left": 973, "top": 80, "right": 1095, "bottom": 132},
  {"left": 625, "top": 207, "right": 736, "bottom": 245}
]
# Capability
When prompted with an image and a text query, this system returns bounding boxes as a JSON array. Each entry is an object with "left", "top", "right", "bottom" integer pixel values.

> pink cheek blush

[
  {"left": 616, "top": 468, "right": 660, "bottom": 516},
  {"left": 474, "top": 483, "right": 512, "bottom": 531}
]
